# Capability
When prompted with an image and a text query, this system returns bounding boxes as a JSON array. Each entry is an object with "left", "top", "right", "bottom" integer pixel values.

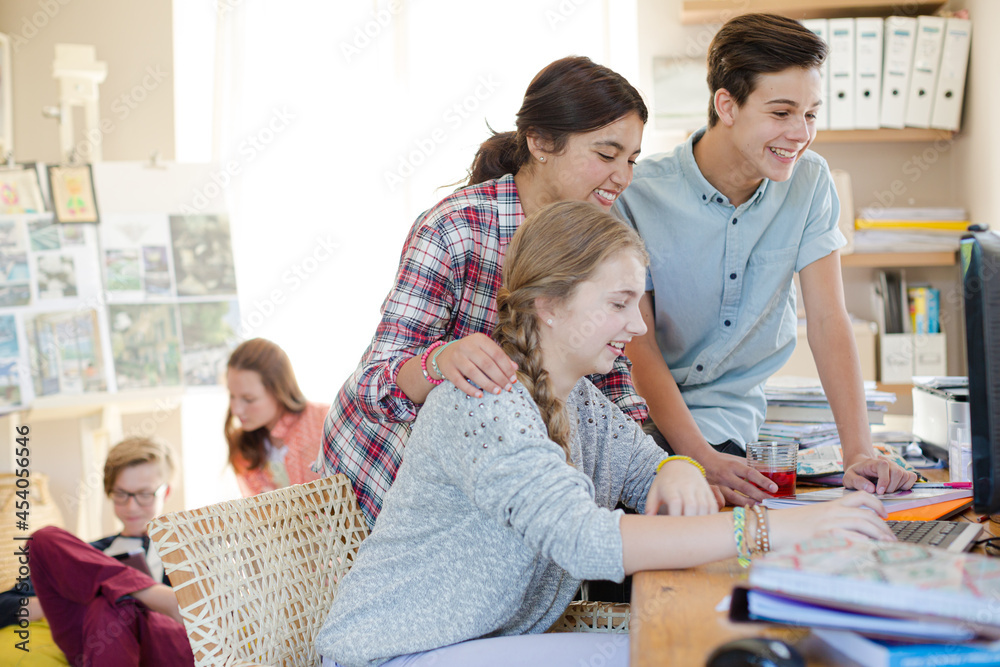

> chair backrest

[{"left": 149, "top": 475, "right": 368, "bottom": 667}]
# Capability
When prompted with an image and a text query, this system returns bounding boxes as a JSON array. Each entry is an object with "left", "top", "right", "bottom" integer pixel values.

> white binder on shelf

[
  {"left": 854, "top": 18, "right": 884, "bottom": 130},
  {"left": 930, "top": 17, "right": 972, "bottom": 131},
  {"left": 802, "top": 19, "right": 830, "bottom": 131},
  {"left": 880, "top": 16, "right": 917, "bottom": 129},
  {"left": 828, "top": 18, "right": 856, "bottom": 130},
  {"left": 905, "top": 15, "right": 946, "bottom": 128}
]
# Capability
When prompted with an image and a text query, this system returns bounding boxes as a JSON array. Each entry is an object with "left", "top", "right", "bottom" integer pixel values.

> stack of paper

[{"left": 853, "top": 206, "right": 975, "bottom": 253}]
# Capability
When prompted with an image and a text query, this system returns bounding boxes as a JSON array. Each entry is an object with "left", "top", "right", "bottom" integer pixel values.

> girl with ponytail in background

[
  {"left": 316, "top": 202, "right": 894, "bottom": 667},
  {"left": 225, "top": 338, "right": 327, "bottom": 496}
]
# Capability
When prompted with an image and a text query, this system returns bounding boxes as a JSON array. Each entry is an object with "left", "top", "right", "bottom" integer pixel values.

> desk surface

[{"left": 629, "top": 469, "right": 999, "bottom": 667}]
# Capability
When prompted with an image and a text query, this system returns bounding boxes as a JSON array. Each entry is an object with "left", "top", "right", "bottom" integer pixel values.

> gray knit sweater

[{"left": 315, "top": 378, "right": 667, "bottom": 667}]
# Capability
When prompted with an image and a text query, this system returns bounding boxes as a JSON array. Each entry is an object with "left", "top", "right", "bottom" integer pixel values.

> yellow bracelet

[{"left": 655, "top": 455, "right": 707, "bottom": 477}]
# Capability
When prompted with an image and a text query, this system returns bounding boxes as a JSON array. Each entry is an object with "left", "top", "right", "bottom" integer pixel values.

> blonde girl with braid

[{"left": 316, "top": 201, "right": 895, "bottom": 667}]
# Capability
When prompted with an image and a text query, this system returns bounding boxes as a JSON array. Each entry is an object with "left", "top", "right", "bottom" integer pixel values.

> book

[
  {"left": 887, "top": 497, "right": 971, "bottom": 521},
  {"left": 730, "top": 588, "right": 977, "bottom": 642},
  {"left": 747, "top": 536, "right": 1000, "bottom": 638},
  {"left": 762, "top": 486, "right": 971, "bottom": 512},
  {"left": 812, "top": 628, "right": 1000, "bottom": 667}
]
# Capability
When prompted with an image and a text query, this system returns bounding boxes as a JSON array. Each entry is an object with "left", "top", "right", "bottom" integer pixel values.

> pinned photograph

[
  {"left": 105, "top": 248, "right": 141, "bottom": 291},
  {"left": 36, "top": 254, "right": 78, "bottom": 299},
  {"left": 0, "top": 166, "right": 46, "bottom": 215},
  {"left": 28, "top": 218, "right": 61, "bottom": 251},
  {"left": 0, "top": 220, "right": 30, "bottom": 307},
  {"left": 170, "top": 215, "right": 237, "bottom": 296},
  {"left": 109, "top": 304, "right": 182, "bottom": 390},
  {"left": 25, "top": 310, "right": 107, "bottom": 396},
  {"left": 0, "top": 315, "right": 23, "bottom": 409},
  {"left": 48, "top": 164, "right": 100, "bottom": 224},
  {"left": 179, "top": 300, "right": 240, "bottom": 385},
  {"left": 59, "top": 224, "right": 87, "bottom": 246}
]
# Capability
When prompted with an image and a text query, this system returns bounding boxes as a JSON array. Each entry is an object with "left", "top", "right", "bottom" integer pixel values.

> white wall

[
  {"left": 0, "top": 0, "right": 175, "bottom": 163},
  {"left": 951, "top": 0, "right": 1000, "bottom": 226}
]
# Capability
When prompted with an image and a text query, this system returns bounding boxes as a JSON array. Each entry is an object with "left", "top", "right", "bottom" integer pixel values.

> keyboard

[{"left": 886, "top": 520, "right": 983, "bottom": 553}]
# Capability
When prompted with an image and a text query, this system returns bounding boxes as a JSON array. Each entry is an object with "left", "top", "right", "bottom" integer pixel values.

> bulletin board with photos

[{"left": 0, "top": 162, "right": 241, "bottom": 413}]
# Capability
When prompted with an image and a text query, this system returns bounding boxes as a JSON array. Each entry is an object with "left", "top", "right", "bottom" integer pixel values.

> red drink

[{"left": 759, "top": 469, "right": 796, "bottom": 497}]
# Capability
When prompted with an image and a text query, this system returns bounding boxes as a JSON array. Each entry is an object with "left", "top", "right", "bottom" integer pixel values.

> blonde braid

[
  {"left": 495, "top": 289, "right": 573, "bottom": 461},
  {"left": 494, "top": 201, "right": 649, "bottom": 463}
]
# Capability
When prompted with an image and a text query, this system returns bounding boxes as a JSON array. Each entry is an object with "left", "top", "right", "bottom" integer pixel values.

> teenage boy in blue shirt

[{"left": 615, "top": 13, "right": 917, "bottom": 506}]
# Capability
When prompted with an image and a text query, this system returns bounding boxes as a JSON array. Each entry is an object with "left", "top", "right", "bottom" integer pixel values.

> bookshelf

[
  {"left": 814, "top": 128, "right": 955, "bottom": 144},
  {"left": 680, "top": 0, "right": 947, "bottom": 24}
]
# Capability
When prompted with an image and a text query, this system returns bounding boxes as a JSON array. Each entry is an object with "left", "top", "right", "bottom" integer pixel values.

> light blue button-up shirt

[{"left": 614, "top": 128, "right": 845, "bottom": 447}]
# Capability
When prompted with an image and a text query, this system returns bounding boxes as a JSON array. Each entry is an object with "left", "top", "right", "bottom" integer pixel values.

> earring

[
  {"left": 546, "top": 319, "right": 553, "bottom": 325},
  {"left": 538, "top": 156, "right": 545, "bottom": 162}
]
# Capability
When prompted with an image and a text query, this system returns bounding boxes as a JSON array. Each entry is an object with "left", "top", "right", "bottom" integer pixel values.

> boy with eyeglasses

[{"left": 0, "top": 436, "right": 194, "bottom": 666}]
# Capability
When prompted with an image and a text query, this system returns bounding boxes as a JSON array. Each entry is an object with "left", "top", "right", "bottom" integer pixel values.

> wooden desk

[{"left": 629, "top": 470, "right": 999, "bottom": 666}]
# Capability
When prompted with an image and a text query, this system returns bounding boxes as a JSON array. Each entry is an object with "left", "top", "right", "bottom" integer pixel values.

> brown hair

[
  {"left": 225, "top": 338, "right": 307, "bottom": 471},
  {"left": 493, "top": 201, "right": 648, "bottom": 460},
  {"left": 706, "top": 13, "right": 827, "bottom": 128},
  {"left": 468, "top": 56, "right": 648, "bottom": 185},
  {"left": 103, "top": 437, "right": 176, "bottom": 495}
]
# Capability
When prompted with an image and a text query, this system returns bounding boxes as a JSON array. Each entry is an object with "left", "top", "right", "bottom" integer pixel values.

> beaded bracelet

[
  {"left": 419, "top": 341, "right": 446, "bottom": 385},
  {"left": 430, "top": 340, "right": 455, "bottom": 383},
  {"left": 732, "top": 507, "right": 751, "bottom": 568},
  {"left": 655, "top": 455, "right": 707, "bottom": 477},
  {"left": 751, "top": 503, "right": 771, "bottom": 555}
]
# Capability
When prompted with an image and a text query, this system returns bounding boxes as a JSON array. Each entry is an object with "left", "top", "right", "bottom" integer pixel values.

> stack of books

[
  {"left": 730, "top": 536, "right": 1000, "bottom": 663},
  {"left": 853, "top": 206, "right": 974, "bottom": 253},
  {"left": 764, "top": 378, "right": 895, "bottom": 426}
]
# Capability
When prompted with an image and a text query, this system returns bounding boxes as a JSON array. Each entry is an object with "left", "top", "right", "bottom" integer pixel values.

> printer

[{"left": 912, "top": 377, "right": 970, "bottom": 474}]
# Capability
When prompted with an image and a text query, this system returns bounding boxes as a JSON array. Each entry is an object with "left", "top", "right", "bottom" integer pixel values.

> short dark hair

[
  {"left": 468, "top": 56, "right": 648, "bottom": 184},
  {"left": 706, "top": 13, "right": 827, "bottom": 128}
]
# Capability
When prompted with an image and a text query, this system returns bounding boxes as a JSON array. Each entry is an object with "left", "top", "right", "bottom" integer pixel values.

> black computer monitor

[{"left": 961, "top": 231, "right": 1000, "bottom": 514}]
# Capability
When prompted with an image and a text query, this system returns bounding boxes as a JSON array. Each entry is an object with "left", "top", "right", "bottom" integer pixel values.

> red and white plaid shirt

[{"left": 319, "top": 175, "right": 647, "bottom": 526}]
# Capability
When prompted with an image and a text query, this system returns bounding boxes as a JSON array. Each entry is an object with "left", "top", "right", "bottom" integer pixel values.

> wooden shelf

[
  {"left": 681, "top": 0, "right": 947, "bottom": 24},
  {"left": 841, "top": 250, "right": 958, "bottom": 268},
  {"left": 814, "top": 128, "right": 955, "bottom": 144}
]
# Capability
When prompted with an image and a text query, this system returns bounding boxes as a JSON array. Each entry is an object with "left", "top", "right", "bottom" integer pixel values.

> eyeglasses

[{"left": 110, "top": 484, "right": 167, "bottom": 506}]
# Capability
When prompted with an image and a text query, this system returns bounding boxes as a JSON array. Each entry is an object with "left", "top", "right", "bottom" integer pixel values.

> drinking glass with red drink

[{"left": 746, "top": 441, "right": 798, "bottom": 497}]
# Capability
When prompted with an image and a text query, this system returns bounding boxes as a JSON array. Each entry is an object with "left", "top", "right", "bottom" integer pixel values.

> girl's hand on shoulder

[
  {"left": 435, "top": 333, "right": 519, "bottom": 399},
  {"left": 769, "top": 491, "right": 896, "bottom": 551},
  {"left": 645, "top": 459, "right": 721, "bottom": 516}
]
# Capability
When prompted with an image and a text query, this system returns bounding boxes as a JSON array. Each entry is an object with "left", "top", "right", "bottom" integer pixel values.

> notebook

[
  {"left": 812, "top": 628, "right": 1000, "bottom": 667},
  {"left": 762, "top": 486, "right": 972, "bottom": 513},
  {"left": 747, "top": 536, "right": 1000, "bottom": 638}
]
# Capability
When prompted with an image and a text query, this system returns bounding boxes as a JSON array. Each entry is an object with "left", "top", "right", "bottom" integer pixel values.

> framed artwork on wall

[
  {"left": 47, "top": 164, "right": 100, "bottom": 224},
  {"left": 0, "top": 166, "right": 45, "bottom": 214}
]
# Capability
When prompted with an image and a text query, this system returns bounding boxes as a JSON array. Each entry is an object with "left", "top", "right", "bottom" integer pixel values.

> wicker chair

[{"left": 149, "top": 474, "right": 627, "bottom": 667}]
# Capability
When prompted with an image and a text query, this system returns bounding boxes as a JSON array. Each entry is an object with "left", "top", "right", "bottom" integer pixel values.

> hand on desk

[
  {"left": 843, "top": 455, "right": 918, "bottom": 495},
  {"left": 770, "top": 492, "right": 896, "bottom": 549},
  {"left": 646, "top": 459, "right": 723, "bottom": 516},
  {"left": 702, "top": 451, "right": 777, "bottom": 507}
]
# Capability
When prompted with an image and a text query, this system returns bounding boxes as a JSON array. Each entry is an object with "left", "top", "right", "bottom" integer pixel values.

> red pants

[{"left": 29, "top": 526, "right": 194, "bottom": 667}]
